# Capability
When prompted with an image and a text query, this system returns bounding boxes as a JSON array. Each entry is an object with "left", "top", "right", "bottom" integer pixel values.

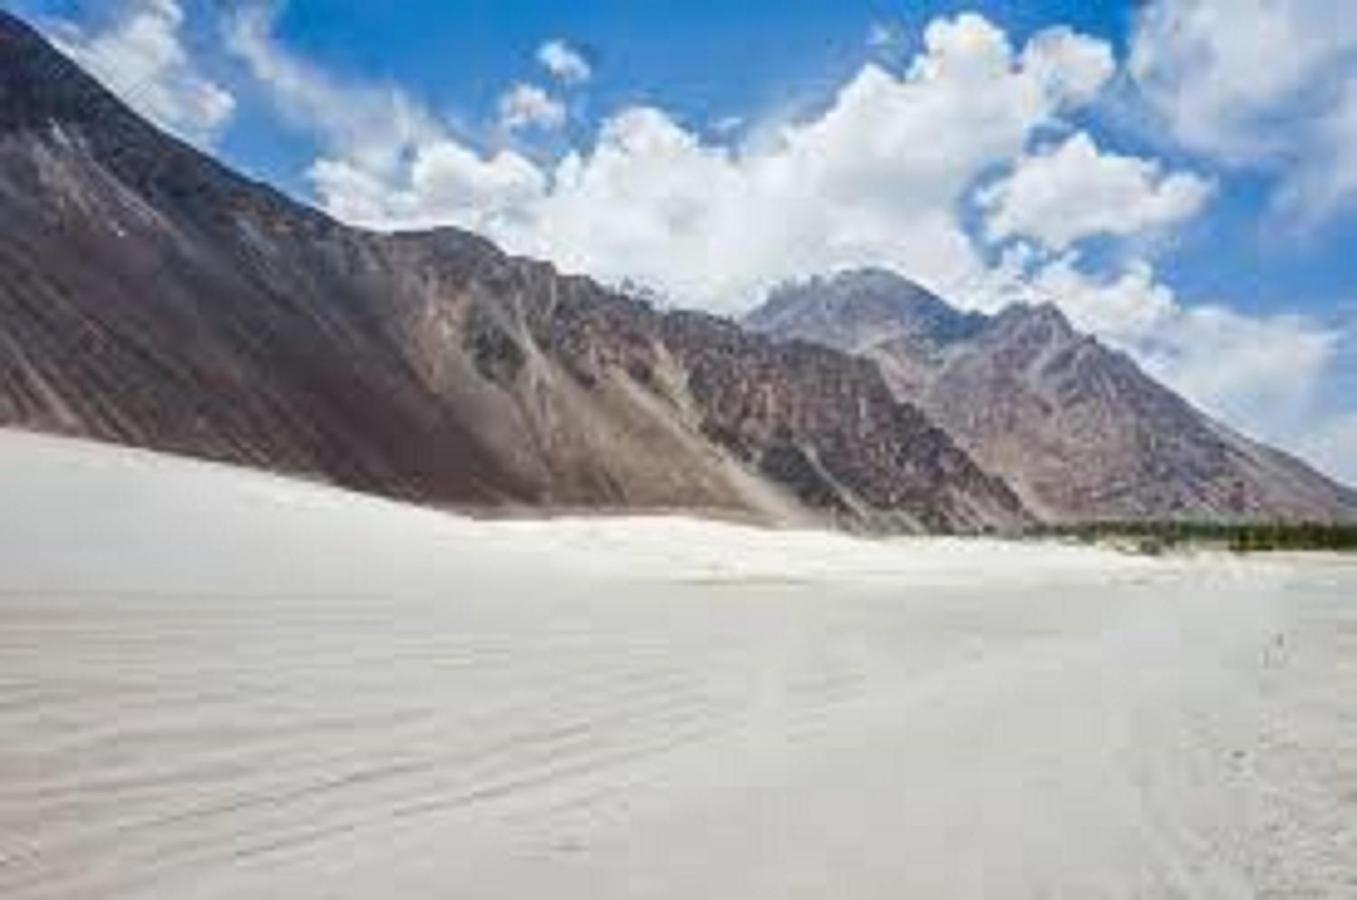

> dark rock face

[
  {"left": 757, "top": 443, "right": 847, "bottom": 513},
  {"left": 0, "top": 11, "right": 1031, "bottom": 532},
  {"left": 747, "top": 269, "right": 1357, "bottom": 524},
  {"left": 658, "top": 312, "right": 1025, "bottom": 531}
]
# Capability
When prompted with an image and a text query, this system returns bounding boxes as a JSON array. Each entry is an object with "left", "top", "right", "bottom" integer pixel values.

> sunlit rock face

[{"left": 748, "top": 268, "right": 1357, "bottom": 523}]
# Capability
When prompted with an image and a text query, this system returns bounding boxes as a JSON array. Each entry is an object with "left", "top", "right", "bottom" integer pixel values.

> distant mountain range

[
  {"left": 748, "top": 270, "right": 1357, "bottom": 523},
  {"left": 0, "top": 10, "right": 1352, "bottom": 530}
]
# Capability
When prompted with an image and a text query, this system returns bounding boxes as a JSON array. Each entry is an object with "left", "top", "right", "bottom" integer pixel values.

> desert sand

[{"left": 0, "top": 431, "right": 1352, "bottom": 898}]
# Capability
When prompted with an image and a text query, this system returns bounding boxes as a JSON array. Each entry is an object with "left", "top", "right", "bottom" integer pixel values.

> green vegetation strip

[{"left": 1031, "top": 522, "right": 1357, "bottom": 554}]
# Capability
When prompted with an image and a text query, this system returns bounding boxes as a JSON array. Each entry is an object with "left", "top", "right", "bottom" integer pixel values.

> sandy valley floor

[{"left": 0, "top": 432, "right": 1353, "bottom": 898}]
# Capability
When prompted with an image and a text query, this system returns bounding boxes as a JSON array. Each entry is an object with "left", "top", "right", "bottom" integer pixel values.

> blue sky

[{"left": 7, "top": 0, "right": 1357, "bottom": 482}]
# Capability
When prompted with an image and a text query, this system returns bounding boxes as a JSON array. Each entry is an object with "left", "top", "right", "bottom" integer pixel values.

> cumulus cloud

[
  {"left": 231, "top": 11, "right": 1115, "bottom": 310},
  {"left": 49, "top": 0, "right": 235, "bottom": 144},
  {"left": 1130, "top": 0, "right": 1357, "bottom": 220},
  {"left": 225, "top": 5, "right": 442, "bottom": 176},
  {"left": 498, "top": 83, "right": 566, "bottom": 132},
  {"left": 1019, "top": 26, "right": 1119, "bottom": 107},
  {"left": 978, "top": 132, "right": 1214, "bottom": 251},
  {"left": 1276, "top": 80, "right": 1357, "bottom": 219},
  {"left": 1137, "top": 309, "right": 1335, "bottom": 439},
  {"left": 537, "top": 39, "right": 591, "bottom": 84},
  {"left": 226, "top": 6, "right": 547, "bottom": 236},
  {"left": 521, "top": 13, "right": 1117, "bottom": 307},
  {"left": 308, "top": 148, "right": 546, "bottom": 237}
]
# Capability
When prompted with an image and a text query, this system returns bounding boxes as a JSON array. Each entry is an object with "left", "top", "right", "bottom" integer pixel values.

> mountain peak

[
  {"left": 0, "top": 9, "right": 343, "bottom": 240},
  {"left": 991, "top": 301, "right": 1076, "bottom": 342},
  {"left": 747, "top": 268, "right": 987, "bottom": 351},
  {"left": 0, "top": 10, "right": 123, "bottom": 133},
  {"left": 747, "top": 273, "right": 1357, "bottom": 523},
  {"left": 823, "top": 266, "right": 931, "bottom": 293}
]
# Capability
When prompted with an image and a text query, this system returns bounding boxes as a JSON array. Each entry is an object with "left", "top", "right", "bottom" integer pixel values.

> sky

[{"left": 6, "top": 0, "right": 1357, "bottom": 483}]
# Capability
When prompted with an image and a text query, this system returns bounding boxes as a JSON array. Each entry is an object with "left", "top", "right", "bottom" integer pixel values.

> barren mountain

[
  {"left": 0, "top": 11, "right": 1028, "bottom": 532},
  {"left": 748, "top": 269, "right": 1357, "bottom": 523}
]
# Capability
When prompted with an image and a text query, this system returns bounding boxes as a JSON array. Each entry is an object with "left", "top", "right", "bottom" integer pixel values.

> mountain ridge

[
  {"left": 0, "top": 10, "right": 1030, "bottom": 532},
  {"left": 3, "top": 8, "right": 1348, "bottom": 529},
  {"left": 746, "top": 268, "right": 1357, "bottom": 523}
]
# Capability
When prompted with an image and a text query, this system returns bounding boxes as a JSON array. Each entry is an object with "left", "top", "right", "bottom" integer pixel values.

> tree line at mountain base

[{"left": 1030, "top": 521, "right": 1357, "bottom": 554}]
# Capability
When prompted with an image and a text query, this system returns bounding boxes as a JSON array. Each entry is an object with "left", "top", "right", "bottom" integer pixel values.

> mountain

[
  {"left": 748, "top": 269, "right": 1357, "bottom": 523},
  {"left": 747, "top": 269, "right": 989, "bottom": 400},
  {"left": 0, "top": 11, "right": 1029, "bottom": 532}
]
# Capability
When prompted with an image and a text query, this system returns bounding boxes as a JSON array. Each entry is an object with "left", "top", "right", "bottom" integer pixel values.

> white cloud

[
  {"left": 1130, "top": 0, "right": 1357, "bottom": 220},
  {"left": 1142, "top": 308, "right": 1336, "bottom": 438},
  {"left": 232, "top": 11, "right": 1115, "bottom": 311},
  {"left": 979, "top": 132, "right": 1213, "bottom": 251},
  {"left": 227, "top": 6, "right": 547, "bottom": 237},
  {"left": 50, "top": 0, "right": 234, "bottom": 144},
  {"left": 498, "top": 83, "right": 566, "bottom": 132},
  {"left": 516, "top": 14, "right": 1115, "bottom": 308},
  {"left": 537, "top": 39, "right": 591, "bottom": 85},
  {"left": 1020, "top": 26, "right": 1120, "bottom": 108},
  {"left": 226, "top": 7, "right": 444, "bottom": 177},
  {"left": 309, "top": 148, "right": 546, "bottom": 238},
  {"left": 1276, "top": 79, "right": 1357, "bottom": 219},
  {"left": 1023, "top": 255, "right": 1177, "bottom": 338}
]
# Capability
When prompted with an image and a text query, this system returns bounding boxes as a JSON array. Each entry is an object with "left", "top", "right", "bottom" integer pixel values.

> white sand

[{"left": 0, "top": 431, "right": 1352, "bottom": 898}]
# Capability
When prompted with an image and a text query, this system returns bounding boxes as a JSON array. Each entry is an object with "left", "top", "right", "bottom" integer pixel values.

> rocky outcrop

[
  {"left": 657, "top": 311, "right": 1025, "bottom": 531},
  {"left": 748, "top": 269, "right": 1357, "bottom": 524},
  {"left": 0, "top": 11, "right": 1030, "bottom": 532}
]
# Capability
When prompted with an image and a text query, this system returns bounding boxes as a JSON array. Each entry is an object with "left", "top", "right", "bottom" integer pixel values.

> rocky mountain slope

[
  {"left": 0, "top": 11, "right": 1028, "bottom": 532},
  {"left": 749, "top": 269, "right": 1357, "bottom": 523}
]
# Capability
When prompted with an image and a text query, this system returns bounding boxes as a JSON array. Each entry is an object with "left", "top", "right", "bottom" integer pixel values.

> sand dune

[{"left": 0, "top": 432, "right": 1352, "bottom": 898}]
